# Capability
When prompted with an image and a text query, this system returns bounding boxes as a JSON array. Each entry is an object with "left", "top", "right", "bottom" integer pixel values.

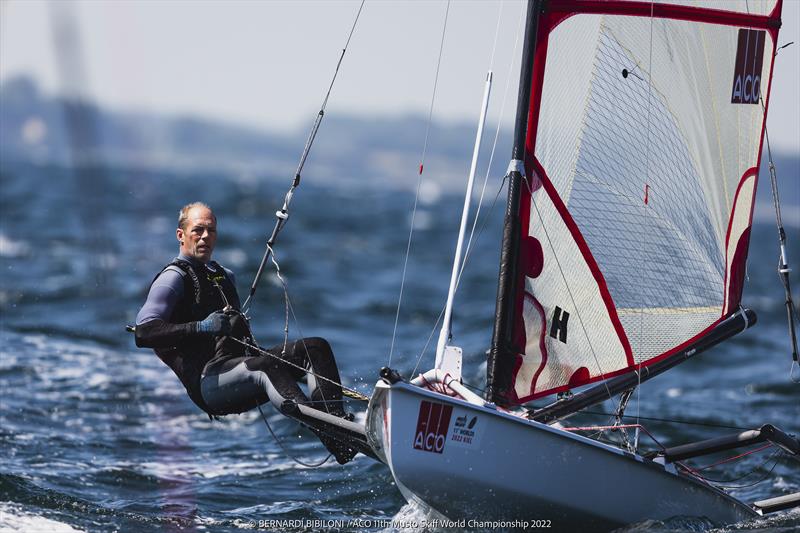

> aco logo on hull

[{"left": 413, "top": 400, "right": 453, "bottom": 454}]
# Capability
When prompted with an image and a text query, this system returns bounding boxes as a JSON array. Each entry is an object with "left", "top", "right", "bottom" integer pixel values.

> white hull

[{"left": 365, "top": 381, "right": 756, "bottom": 531}]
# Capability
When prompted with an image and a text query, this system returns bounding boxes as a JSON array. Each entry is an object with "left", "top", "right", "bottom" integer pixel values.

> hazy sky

[{"left": 1, "top": 0, "right": 798, "bottom": 153}]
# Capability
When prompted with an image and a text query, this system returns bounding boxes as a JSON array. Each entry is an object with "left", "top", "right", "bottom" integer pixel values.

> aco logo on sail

[
  {"left": 731, "top": 29, "right": 766, "bottom": 104},
  {"left": 413, "top": 401, "right": 453, "bottom": 454}
]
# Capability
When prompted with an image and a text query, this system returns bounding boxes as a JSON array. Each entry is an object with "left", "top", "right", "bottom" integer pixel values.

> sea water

[{"left": 1, "top": 160, "right": 798, "bottom": 532}]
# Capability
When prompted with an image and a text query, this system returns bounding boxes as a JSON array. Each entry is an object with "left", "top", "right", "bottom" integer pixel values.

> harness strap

[{"left": 151, "top": 259, "right": 230, "bottom": 308}]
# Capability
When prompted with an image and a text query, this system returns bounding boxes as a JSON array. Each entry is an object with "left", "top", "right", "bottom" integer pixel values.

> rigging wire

[
  {"left": 412, "top": 175, "right": 508, "bottom": 378},
  {"left": 614, "top": 388, "right": 636, "bottom": 452},
  {"left": 408, "top": 2, "right": 523, "bottom": 377},
  {"left": 578, "top": 410, "right": 752, "bottom": 431},
  {"left": 458, "top": 0, "right": 525, "bottom": 290},
  {"left": 487, "top": 0, "right": 503, "bottom": 69},
  {"left": 243, "top": 0, "right": 365, "bottom": 314},
  {"left": 388, "top": 0, "right": 451, "bottom": 367},
  {"left": 234, "top": 4, "right": 369, "bottom": 448},
  {"left": 759, "top": 93, "right": 799, "bottom": 382},
  {"left": 434, "top": 3, "right": 501, "bottom": 362}
]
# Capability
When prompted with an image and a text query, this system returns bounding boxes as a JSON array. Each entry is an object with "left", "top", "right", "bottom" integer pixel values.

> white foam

[
  {"left": 221, "top": 501, "right": 308, "bottom": 515},
  {"left": 0, "top": 233, "right": 31, "bottom": 258},
  {"left": 0, "top": 503, "right": 84, "bottom": 533},
  {"left": 383, "top": 501, "right": 439, "bottom": 533}
]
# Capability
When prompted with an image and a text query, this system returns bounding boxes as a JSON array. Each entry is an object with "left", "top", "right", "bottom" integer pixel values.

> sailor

[{"left": 134, "top": 202, "right": 356, "bottom": 464}]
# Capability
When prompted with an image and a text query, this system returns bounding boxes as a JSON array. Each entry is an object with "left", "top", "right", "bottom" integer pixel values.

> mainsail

[{"left": 488, "top": 0, "right": 782, "bottom": 404}]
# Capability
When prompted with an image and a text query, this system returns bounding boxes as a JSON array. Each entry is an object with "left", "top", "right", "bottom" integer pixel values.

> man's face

[{"left": 177, "top": 206, "right": 217, "bottom": 263}]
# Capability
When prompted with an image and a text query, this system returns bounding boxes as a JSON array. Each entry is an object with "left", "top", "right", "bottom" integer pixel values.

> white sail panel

[
  {"left": 508, "top": 3, "right": 778, "bottom": 401},
  {"left": 516, "top": 175, "right": 630, "bottom": 400}
]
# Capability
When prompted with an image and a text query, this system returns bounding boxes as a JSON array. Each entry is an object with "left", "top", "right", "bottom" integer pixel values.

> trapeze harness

[{"left": 134, "top": 257, "right": 345, "bottom": 419}]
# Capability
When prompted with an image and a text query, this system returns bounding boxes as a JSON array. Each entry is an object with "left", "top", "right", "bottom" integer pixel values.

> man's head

[{"left": 177, "top": 202, "right": 217, "bottom": 263}]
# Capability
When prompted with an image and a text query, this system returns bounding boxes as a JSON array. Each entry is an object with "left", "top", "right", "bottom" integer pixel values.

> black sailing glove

[{"left": 195, "top": 310, "right": 232, "bottom": 336}]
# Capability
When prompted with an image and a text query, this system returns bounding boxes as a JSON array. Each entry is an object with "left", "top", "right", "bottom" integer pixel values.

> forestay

[{"left": 504, "top": 0, "right": 782, "bottom": 403}]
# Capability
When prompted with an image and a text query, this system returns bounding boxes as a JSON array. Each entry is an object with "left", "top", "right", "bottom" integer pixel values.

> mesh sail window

[{"left": 507, "top": 0, "right": 781, "bottom": 403}]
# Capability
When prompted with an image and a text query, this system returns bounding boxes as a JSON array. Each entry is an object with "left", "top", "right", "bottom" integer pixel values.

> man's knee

[
  {"left": 303, "top": 337, "right": 333, "bottom": 357},
  {"left": 243, "top": 354, "right": 272, "bottom": 373}
]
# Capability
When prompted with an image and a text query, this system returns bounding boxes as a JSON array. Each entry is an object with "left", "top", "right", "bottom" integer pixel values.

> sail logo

[
  {"left": 413, "top": 401, "right": 453, "bottom": 454},
  {"left": 731, "top": 29, "right": 765, "bottom": 104}
]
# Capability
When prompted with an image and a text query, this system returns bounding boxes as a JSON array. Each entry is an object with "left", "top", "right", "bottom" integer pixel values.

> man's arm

[
  {"left": 135, "top": 268, "right": 231, "bottom": 348},
  {"left": 135, "top": 268, "right": 195, "bottom": 348}
]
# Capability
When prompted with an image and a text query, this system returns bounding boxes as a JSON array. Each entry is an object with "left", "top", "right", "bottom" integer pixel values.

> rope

[
  {"left": 257, "top": 245, "right": 335, "bottom": 410},
  {"left": 712, "top": 456, "right": 781, "bottom": 489},
  {"left": 388, "top": 0, "right": 451, "bottom": 367},
  {"left": 694, "top": 443, "right": 773, "bottom": 472},
  {"left": 230, "top": 337, "right": 370, "bottom": 402},
  {"left": 256, "top": 402, "right": 331, "bottom": 468},
  {"left": 243, "top": 235, "right": 373, "bottom": 417},
  {"left": 679, "top": 448, "right": 783, "bottom": 487}
]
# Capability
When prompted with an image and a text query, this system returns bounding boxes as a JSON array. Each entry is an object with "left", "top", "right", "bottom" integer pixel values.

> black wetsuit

[{"left": 135, "top": 256, "right": 350, "bottom": 459}]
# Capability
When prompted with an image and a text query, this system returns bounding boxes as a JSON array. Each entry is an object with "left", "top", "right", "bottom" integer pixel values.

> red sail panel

[{"left": 505, "top": 0, "right": 781, "bottom": 404}]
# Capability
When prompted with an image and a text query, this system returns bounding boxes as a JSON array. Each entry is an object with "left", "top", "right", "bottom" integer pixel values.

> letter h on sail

[{"left": 549, "top": 306, "right": 569, "bottom": 343}]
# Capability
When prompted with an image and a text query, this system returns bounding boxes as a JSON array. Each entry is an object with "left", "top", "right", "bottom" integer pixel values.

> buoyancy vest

[{"left": 151, "top": 258, "right": 240, "bottom": 415}]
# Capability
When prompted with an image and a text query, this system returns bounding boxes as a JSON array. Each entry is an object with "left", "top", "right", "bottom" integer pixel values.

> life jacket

[{"left": 150, "top": 258, "right": 241, "bottom": 415}]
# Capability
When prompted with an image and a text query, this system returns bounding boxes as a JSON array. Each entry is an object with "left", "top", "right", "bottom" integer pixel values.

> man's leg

[
  {"left": 200, "top": 339, "right": 356, "bottom": 464},
  {"left": 200, "top": 355, "right": 304, "bottom": 415},
  {"left": 271, "top": 337, "right": 355, "bottom": 464},
  {"left": 275, "top": 337, "right": 346, "bottom": 417}
]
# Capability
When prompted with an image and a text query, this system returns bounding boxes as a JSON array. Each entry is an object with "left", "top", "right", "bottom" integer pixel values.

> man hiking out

[{"left": 135, "top": 202, "right": 356, "bottom": 464}]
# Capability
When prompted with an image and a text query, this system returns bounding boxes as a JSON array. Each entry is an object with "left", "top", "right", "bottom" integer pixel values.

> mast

[{"left": 486, "top": 0, "right": 541, "bottom": 404}]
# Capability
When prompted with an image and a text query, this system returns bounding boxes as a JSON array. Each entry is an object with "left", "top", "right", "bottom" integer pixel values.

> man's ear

[{"left": 176, "top": 227, "right": 184, "bottom": 244}]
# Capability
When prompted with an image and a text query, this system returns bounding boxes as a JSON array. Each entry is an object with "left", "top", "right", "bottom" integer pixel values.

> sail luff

[{"left": 486, "top": 0, "right": 543, "bottom": 404}]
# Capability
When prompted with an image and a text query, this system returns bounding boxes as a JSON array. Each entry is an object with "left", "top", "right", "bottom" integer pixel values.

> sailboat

[{"left": 278, "top": 0, "right": 799, "bottom": 528}]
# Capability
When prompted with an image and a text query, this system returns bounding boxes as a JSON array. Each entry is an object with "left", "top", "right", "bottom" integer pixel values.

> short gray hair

[{"left": 178, "top": 202, "right": 215, "bottom": 230}]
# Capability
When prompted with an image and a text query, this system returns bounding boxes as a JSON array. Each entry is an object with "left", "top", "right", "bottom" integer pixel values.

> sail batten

[{"left": 489, "top": 0, "right": 782, "bottom": 405}]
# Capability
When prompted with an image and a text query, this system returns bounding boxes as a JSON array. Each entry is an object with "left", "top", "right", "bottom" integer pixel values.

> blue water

[{"left": 0, "top": 159, "right": 798, "bottom": 532}]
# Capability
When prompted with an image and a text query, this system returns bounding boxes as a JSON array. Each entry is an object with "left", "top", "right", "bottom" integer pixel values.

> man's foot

[
  {"left": 327, "top": 439, "right": 358, "bottom": 465},
  {"left": 314, "top": 429, "right": 358, "bottom": 465}
]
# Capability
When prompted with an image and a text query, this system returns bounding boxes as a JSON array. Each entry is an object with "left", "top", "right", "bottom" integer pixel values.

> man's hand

[{"left": 195, "top": 310, "right": 232, "bottom": 336}]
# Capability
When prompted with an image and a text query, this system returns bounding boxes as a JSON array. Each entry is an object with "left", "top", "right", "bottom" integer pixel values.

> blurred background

[{"left": 1, "top": 1, "right": 798, "bottom": 531}]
